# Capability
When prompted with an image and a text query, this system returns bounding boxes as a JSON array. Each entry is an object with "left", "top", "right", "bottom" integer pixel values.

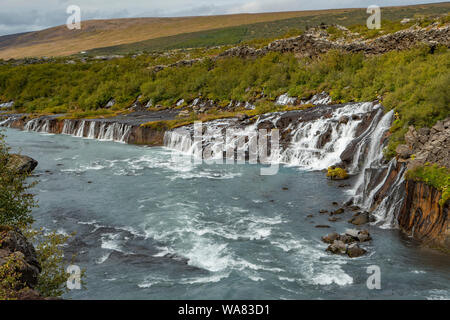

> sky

[{"left": 0, "top": 0, "right": 444, "bottom": 36}]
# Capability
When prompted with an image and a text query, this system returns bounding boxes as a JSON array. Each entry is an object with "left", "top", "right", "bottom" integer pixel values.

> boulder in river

[
  {"left": 331, "top": 208, "right": 345, "bottom": 215},
  {"left": 346, "top": 244, "right": 367, "bottom": 258},
  {"left": 326, "top": 240, "right": 347, "bottom": 254},
  {"left": 348, "top": 212, "right": 374, "bottom": 225},
  {"left": 321, "top": 232, "right": 340, "bottom": 244}
]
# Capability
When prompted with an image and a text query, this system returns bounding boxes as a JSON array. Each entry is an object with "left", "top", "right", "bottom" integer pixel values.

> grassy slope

[
  {"left": 1, "top": 2, "right": 449, "bottom": 59},
  {"left": 0, "top": 9, "right": 352, "bottom": 59},
  {"left": 88, "top": 2, "right": 450, "bottom": 55}
]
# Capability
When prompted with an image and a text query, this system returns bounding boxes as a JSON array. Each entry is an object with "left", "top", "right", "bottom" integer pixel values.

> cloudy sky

[{"left": 0, "top": 0, "right": 443, "bottom": 36}]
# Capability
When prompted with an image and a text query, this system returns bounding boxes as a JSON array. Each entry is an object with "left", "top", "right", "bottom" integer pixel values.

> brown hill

[
  {"left": 0, "top": 2, "right": 448, "bottom": 59},
  {"left": 0, "top": 9, "right": 362, "bottom": 59}
]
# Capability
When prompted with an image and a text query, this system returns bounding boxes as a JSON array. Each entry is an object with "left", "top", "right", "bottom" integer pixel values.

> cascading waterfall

[
  {"left": 349, "top": 110, "right": 394, "bottom": 202},
  {"left": 87, "top": 122, "right": 97, "bottom": 139},
  {"left": 370, "top": 160, "right": 407, "bottom": 228},
  {"left": 164, "top": 102, "right": 381, "bottom": 170},
  {"left": 164, "top": 118, "right": 260, "bottom": 161},
  {"left": 75, "top": 121, "right": 86, "bottom": 137},
  {"left": 164, "top": 102, "right": 405, "bottom": 227},
  {"left": 0, "top": 118, "right": 11, "bottom": 126},
  {"left": 279, "top": 102, "right": 379, "bottom": 169},
  {"left": 97, "top": 122, "right": 132, "bottom": 142},
  {"left": 13, "top": 117, "right": 132, "bottom": 143},
  {"left": 24, "top": 118, "right": 40, "bottom": 132},
  {"left": 23, "top": 118, "right": 51, "bottom": 133},
  {"left": 62, "top": 120, "right": 75, "bottom": 135}
]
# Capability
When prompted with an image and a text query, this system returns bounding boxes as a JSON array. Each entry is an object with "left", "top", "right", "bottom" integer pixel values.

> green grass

[{"left": 406, "top": 164, "right": 450, "bottom": 206}]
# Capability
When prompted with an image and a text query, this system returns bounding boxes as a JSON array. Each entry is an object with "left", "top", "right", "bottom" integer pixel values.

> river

[{"left": 4, "top": 127, "right": 450, "bottom": 300}]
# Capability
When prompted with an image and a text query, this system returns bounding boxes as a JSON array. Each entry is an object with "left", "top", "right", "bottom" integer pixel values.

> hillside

[
  {"left": 0, "top": 2, "right": 449, "bottom": 59},
  {"left": 88, "top": 2, "right": 450, "bottom": 55},
  {"left": 0, "top": 9, "right": 351, "bottom": 59}
]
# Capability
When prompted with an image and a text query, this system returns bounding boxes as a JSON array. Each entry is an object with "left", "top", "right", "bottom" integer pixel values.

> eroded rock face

[{"left": 398, "top": 180, "right": 449, "bottom": 251}]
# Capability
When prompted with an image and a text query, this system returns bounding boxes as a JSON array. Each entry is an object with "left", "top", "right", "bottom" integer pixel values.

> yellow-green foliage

[
  {"left": 0, "top": 253, "right": 23, "bottom": 300},
  {"left": 406, "top": 164, "right": 450, "bottom": 206},
  {"left": 0, "top": 132, "right": 36, "bottom": 228},
  {"left": 327, "top": 167, "right": 349, "bottom": 180}
]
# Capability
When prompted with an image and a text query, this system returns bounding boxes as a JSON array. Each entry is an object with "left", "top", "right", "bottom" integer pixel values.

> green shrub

[{"left": 326, "top": 167, "right": 349, "bottom": 180}]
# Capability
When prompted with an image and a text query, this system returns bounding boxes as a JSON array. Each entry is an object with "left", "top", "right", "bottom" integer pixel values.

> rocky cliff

[
  {"left": 393, "top": 118, "right": 450, "bottom": 251},
  {"left": 398, "top": 180, "right": 449, "bottom": 251}
]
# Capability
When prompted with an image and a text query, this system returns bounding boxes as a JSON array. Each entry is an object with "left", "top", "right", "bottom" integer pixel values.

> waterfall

[
  {"left": 371, "top": 161, "right": 407, "bottom": 228},
  {"left": 350, "top": 110, "right": 394, "bottom": 204},
  {"left": 62, "top": 120, "right": 75, "bottom": 135},
  {"left": 24, "top": 118, "right": 40, "bottom": 131},
  {"left": 164, "top": 102, "right": 381, "bottom": 170},
  {"left": 280, "top": 102, "right": 378, "bottom": 169},
  {"left": 87, "top": 122, "right": 97, "bottom": 139},
  {"left": 75, "top": 121, "right": 86, "bottom": 137},
  {"left": 0, "top": 118, "right": 11, "bottom": 126},
  {"left": 97, "top": 122, "right": 132, "bottom": 143},
  {"left": 22, "top": 117, "right": 133, "bottom": 143}
]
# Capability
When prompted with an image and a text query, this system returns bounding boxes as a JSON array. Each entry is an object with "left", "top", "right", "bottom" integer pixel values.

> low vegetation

[{"left": 326, "top": 167, "right": 349, "bottom": 180}]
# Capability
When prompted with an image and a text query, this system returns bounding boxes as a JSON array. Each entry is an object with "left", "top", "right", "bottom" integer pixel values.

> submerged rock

[
  {"left": 331, "top": 208, "right": 345, "bottom": 215},
  {"left": 348, "top": 212, "right": 374, "bottom": 226},
  {"left": 347, "top": 244, "right": 367, "bottom": 258}
]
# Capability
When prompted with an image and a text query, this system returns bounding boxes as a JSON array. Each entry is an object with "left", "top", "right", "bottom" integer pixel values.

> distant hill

[{"left": 0, "top": 2, "right": 449, "bottom": 59}]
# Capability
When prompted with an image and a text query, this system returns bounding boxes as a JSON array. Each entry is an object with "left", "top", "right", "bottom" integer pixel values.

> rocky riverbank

[
  {"left": 0, "top": 226, "right": 45, "bottom": 300},
  {"left": 0, "top": 155, "right": 50, "bottom": 300}
]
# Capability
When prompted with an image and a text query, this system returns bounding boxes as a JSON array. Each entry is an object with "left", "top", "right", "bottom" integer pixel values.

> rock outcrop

[
  {"left": 323, "top": 229, "right": 371, "bottom": 258},
  {"left": 365, "top": 118, "right": 449, "bottom": 252},
  {"left": 399, "top": 118, "right": 450, "bottom": 170},
  {"left": 219, "top": 25, "right": 450, "bottom": 60},
  {"left": 7, "top": 154, "right": 38, "bottom": 174},
  {"left": 0, "top": 226, "right": 43, "bottom": 299}
]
